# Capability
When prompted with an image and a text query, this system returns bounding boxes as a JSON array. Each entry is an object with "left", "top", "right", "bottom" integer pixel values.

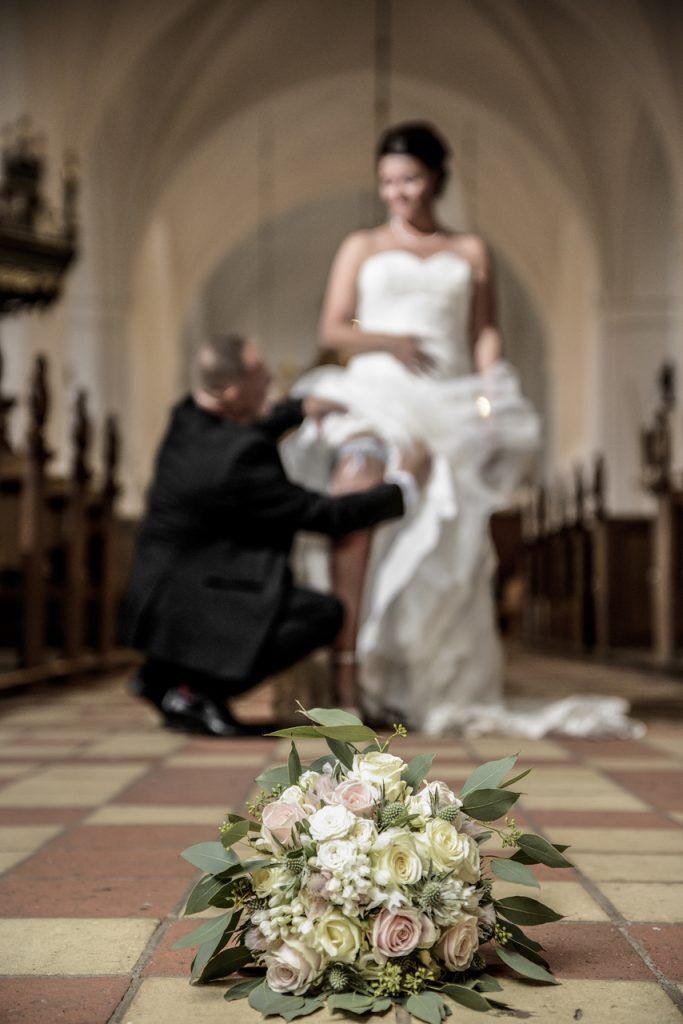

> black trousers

[{"left": 140, "top": 585, "right": 344, "bottom": 702}]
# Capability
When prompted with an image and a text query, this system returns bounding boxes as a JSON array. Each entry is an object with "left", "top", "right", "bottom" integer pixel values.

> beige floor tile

[
  {"left": 167, "top": 752, "right": 270, "bottom": 768},
  {"left": 79, "top": 732, "right": 187, "bottom": 758},
  {"left": 672, "top": 813, "right": 683, "bottom": 826},
  {"left": 85, "top": 804, "right": 230, "bottom": 825},
  {"left": 0, "top": 708, "right": 82, "bottom": 725},
  {"left": 0, "top": 763, "right": 39, "bottom": 777},
  {"left": 466, "top": 738, "right": 571, "bottom": 761},
  {"left": 572, "top": 852, "right": 683, "bottom": 882},
  {"left": 645, "top": 736, "right": 683, "bottom": 760},
  {"left": 0, "top": 743, "right": 82, "bottom": 758},
  {"left": 124, "top": 977, "right": 683, "bottom": 1024},
  {"left": 583, "top": 757, "right": 681, "bottom": 771},
  {"left": 0, "top": 764, "right": 148, "bottom": 807},
  {"left": 601, "top": 882, "right": 683, "bottom": 922},
  {"left": 0, "top": 825, "right": 63, "bottom": 852},
  {"left": 0, "top": 918, "right": 158, "bottom": 975},
  {"left": 491, "top": 879, "right": 608, "bottom": 921},
  {"left": 520, "top": 785, "right": 649, "bottom": 812},
  {"left": 550, "top": 828, "right": 683, "bottom": 853}
]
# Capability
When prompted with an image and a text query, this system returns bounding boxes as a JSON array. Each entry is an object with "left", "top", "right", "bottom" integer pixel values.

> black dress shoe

[
  {"left": 160, "top": 688, "right": 257, "bottom": 737},
  {"left": 128, "top": 669, "right": 166, "bottom": 712}
]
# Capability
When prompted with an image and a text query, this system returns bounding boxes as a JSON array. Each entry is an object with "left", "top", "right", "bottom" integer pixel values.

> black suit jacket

[{"left": 120, "top": 395, "right": 404, "bottom": 679}]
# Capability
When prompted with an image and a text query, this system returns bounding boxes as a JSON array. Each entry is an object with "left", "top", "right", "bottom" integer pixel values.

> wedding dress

[{"left": 282, "top": 249, "right": 643, "bottom": 738}]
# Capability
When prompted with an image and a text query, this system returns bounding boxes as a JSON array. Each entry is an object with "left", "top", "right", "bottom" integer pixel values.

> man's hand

[
  {"left": 303, "top": 396, "right": 348, "bottom": 421},
  {"left": 398, "top": 440, "right": 432, "bottom": 487}
]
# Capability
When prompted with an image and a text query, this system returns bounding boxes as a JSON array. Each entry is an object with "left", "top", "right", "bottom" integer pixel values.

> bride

[{"left": 283, "top": 121, "right": 641, "bottom": 739}]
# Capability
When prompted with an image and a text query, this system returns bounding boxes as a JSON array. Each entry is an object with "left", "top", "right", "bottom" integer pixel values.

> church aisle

[{"left": 0, "top": 656, "right": 681, "bottom": 1023}]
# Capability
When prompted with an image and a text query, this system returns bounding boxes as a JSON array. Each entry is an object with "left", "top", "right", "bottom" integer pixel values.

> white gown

[{"left": 283, "top": 249, "right": 643, "bottom": 739}]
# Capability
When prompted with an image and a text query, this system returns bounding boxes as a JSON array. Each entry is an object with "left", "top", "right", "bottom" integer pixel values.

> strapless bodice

[{"left": 356, "top": 249, "right": 473, "bottom": 376}]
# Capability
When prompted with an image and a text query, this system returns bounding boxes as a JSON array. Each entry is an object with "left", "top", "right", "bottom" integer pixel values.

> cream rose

[
  {"left": 309, "top": 804, "right": 356, "bottom": 842},
  {"left": 265, "top": 939, "right": 322, "bottom": 995},
  {"left": 371, "top": 908, "right": 432, "bottom": 959},
  {"left": 411, "top": 780, "right": 463, "bottom": 817},
  {"left": 331, "top": 779, "right": 379, "bottom": 817},
  {"left": 350, "top": 752, "right": 405, "bottom": 801},
  {"left": 261, "top": 800, "right": 306, "bottom": 849},
  {"left": 435, "top": 914, "right": 479, "bottom": 971},
  {"left": 416, "top": 819, "right": 480, "bottom": 882},
  {"left": 371, "top": 828, "right": 423, "bottom": 887},
  {"left": 314, "top": 909, "right": 363, "bottom": 963},
  {"left": 353, "top": 818, "right": 379, "bottom": 849}
]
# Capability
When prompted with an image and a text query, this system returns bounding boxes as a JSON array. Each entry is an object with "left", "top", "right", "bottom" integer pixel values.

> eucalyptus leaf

[
  {"left": 327, "top": 992, "right": 377, "bottom": 1015},
  {"left": 461, "top": 787, "right": 520, "bottom": 821},
  {"left": 441, "top": 984, "right": 492, "bottom": 1012},
  {"left": 501, "top": 921, "right": 549, "bottom": 967},
  {"left": 220, "top": 819, "right": 250, "bottom": 850},
  {"left": 499, "top": 767, "right": 532, "bottom": 789},
  {"left": 249, "top": 981, "right": 305, "bottom": 1015},
  {"left": 406, "top": 990, "right": 450, "bottom": 1023},
  {"left": 372, "top": 997, "right": 393, "bottom": 1013},
  {"left": 401, "top": 753, "right": 435, "bottom": 791},
  {"left": 255, "top": 763, "right": 291, "bottom": 792},
  {"left": 224, "top": 976, "right": 263, "bottom": 1001},
  {"left": 489, "top": 856, "right": 540, "bottom": 888},
  {"left": 268, "top": 724, "right": 376, "bottom": 742},
  {"left": 196, "top": 941, "right": 251, "bottom": 983},
  {"left": 190, "top": 935, "right": 226, "bottom": 983},
  {"left": 494, "top": 896, "right": 563, "bottom": 926},
  {"left": 460, "top": 755, "right": 518, "bottom": 797},
  {"left": 513, "top": 834, "right": 572, "bottom": 868},
  {"left": 172, "top": 910, "right": 235, "bottom": 950},
  {"left": 306, "top": 707, "right": 364, "bottom": 726},
  {"left": 474, "top": 973, "right": 503, "bottom": 992},
  {"left": 183, "top": 873, "right": 232, "bottom": 916},
  {"left": 496, "top": 944, "right": 559, "bottom": 984},
  {"left": 281, "top": 997, "right": 325, "bottom": 1021},
  {"left": 326, "top": 737, "right": 355, "bottom": 769},
  {"left": 309, "top": 754, "right": 336, "bottom": 773},
  {"left": 288, "top": 741, "right": 302, "bottom": 785},
  {"left": 180, "top": 841, "right": 239, "bottom": 875}
]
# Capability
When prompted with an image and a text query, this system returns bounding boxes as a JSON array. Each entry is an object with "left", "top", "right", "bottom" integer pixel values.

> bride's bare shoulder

[
  {"left": 451, "top": 232, "right": 492, "bottom": 278},
  {"left": 334, "top": 228, "right": 386, "bottom": 270}
]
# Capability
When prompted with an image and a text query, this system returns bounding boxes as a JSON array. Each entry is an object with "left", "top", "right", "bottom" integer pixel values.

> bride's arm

[
  {"left": 469, "top": 238, "right": 503, "bottom": 371},
  {"left": 318, "top": 232, "right": 433, "bottom": 372}
]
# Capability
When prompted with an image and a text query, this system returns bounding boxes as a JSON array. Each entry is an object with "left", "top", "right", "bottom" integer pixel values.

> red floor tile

[
  {"left": 113, "top": 767, "right": 258, "bottom": 806},
  {"left": 530, "top": 810, "right": 681, "bottom": 829},
  {"left": 559, "top": 739, "right": 673, "bottom": 759},
  {"left": 0, "top": 808, "right": 85, "bottom": 825},
  {"left": 604, "top": 770, "right": 683, "bottom": 811},
  {"left": 0, "top": 976, "right": 130, "bottom": 1023},
  {"left": 630, "top": 924, "right": 683, "bottom": 979},
  {"left": 0, "top": 872, "right": 192, "bottom": 918}
]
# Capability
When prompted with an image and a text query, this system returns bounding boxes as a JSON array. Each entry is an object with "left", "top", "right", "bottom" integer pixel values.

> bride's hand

[
  {"left": 390, "top": 335, "right": 436, "bottom": 375},
  {"left": 302, "top": 396, "right": 348, "bottom": 421}
]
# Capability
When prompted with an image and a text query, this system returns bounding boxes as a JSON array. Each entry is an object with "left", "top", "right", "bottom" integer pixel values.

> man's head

[{"left": 194, "top": 333, "right": 272, "bottom": 422}]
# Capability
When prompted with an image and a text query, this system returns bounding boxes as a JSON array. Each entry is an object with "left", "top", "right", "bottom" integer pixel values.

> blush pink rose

[
  {"left": 435, "top": 914, "right": 479, "bottom": 970},
  {"left": 261, "top": 800, "right": 306, "bottom": 848},
  {"left": 371, "top": 908, "right": 430, "bottom": 959},
  {"left": 330, "top": 779, "right": 378, "bottom": 817},
  {"left": 308, "top": 773, "right": 337, "bottom": 806}
]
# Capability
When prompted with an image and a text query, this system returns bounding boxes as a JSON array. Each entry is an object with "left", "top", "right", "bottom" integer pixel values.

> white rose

[
  {"left": 265, "top": 939, "right": 322, "bottom": 995},
  {"left": 350, "top": 752, "right": 405, "bottom": 801},
  {"left": 353, "top": 818, "right": 379, "bottom": 850},
  {"left": 309, "top": 805, "right": 356, "bottom": 842},
  {"left": 314, "top": 909, "right": 363, "bottom": 963},
  {"left": 279, "top": 785, "right": 308, "bottom": 806},
  {"left": 416, "top": 819, "right": 481, "bottom": 882},
  {"left": 371, "top": 828, "right": 423, "bottom": 887},
  {"left": 316, "top": 839, "right": 357, "bottom": 874},
  {"left": 435, "top": 914, "right": 479, "bottom": 971}
]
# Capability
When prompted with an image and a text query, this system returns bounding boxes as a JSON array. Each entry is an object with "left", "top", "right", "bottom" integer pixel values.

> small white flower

[{"left": 316, "top": 839, "right": 357, "bottom": 873}]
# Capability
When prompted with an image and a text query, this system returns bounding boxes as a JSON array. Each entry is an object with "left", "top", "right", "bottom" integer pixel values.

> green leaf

[
  {"left": 496, "top": 944, "right": 559, "bottom": 984},
  {"left": 309, "top": 754, "right": 336, "bottom": 773},
  {"left": 406, "top": 991, "right": 451, "bottom": 1023},
  {"left": 494, "top": 896, "right": 563, "bottom": 926},
  {"left": 224, "top": 976, "right": 263, "bottom": 1001},
  {"left": 489, "top": 857, "right": 540, "bottom": 888},
  {"left": 288, "top": 741, "right": 302, "bottom": 785},
  {"left": 512, "top": 834, "right": 572, "bottom": 868},
  {"left": 199, "top": 943, "right": 252, "bottom": 982},
  {"left": 306, "top": 707, "right": 364, "bottom": 726},
  {"left": 372, "top": 997, "right": 393, "bottom": 1013},
  {"left": 325, "top": 736, "right": 355, "bottom": 769},
  {"left": 460, "top": 755, "right": 518, "bottom": 797},
  {"left": 173, "top": 910, "right": 235, "bottom": 950},
  {"left": 501, "top": 921, "right": 549, "bottom": 967},
  {"left": 474, "top": 973, "right": 503, "bottom": 992},
  {"left": 183, "top": 874, "right": 233, "bottom": 916},
  {"left": 268, "top": 724, "right": 376, "bottom": 742},
  {"left": 461, "top": 788, "right": 520, "bottom": 821},
  {"left": 441, "top": 984, "right": 492, "bottom": 1012},
  {"left": 401, "top": 753, "right": 435, "bottom": 791},
  {"left": 475, "top": 831, "right": 494, "bottom": 846},
  {"left": 220, "top": 819, "right": 250, "bottom": 849},
  {"left": 249, "top": 981, "right": 305, "bottom": 1016},
  {"left": 180, "top": 841, "right": 239, "bottom": 875},
  {"left": 327, "top": 992, "right": 377, "bottom": 1015},
  {"left": 255, "top": 763, "right": 290, "bottom": 792},
  {"left": 500, "top": 767, "right": 532, "bottom": 789},
  {"left": 281, "top": 997, "right": 325, "bottom": 1021}
]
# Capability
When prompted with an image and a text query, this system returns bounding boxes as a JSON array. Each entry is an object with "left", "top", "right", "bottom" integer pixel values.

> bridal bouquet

[{"left": 176, "top": 708, "right": 570, "bottom": 1021}]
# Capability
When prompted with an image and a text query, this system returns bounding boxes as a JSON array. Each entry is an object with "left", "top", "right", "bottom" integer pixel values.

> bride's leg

[{"left": 329, "top": 438, "right": 386, "bottom": 709}]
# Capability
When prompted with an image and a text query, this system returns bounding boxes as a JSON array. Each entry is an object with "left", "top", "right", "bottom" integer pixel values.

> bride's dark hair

[{"left": 376, "top": 122, "right": 450, "bottom": 197}]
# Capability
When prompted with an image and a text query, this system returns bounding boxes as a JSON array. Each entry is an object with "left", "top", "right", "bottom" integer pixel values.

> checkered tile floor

[{"left": 0, "top": 650, "right": 681, "bottom": 1023}]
